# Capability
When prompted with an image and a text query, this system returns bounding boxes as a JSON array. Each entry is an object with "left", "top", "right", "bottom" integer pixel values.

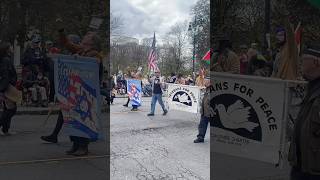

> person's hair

[{"left": 0, "top": 42, "right": 11, "bottom": 58}]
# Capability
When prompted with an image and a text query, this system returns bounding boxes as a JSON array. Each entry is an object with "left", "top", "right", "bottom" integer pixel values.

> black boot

[
  {"left": 66, "top": 143, "right": 79, "bottom": 155},
  {"left": 72, "top": 145, "right": 89, "bottom": 156},
  {"left": 41, "top": 135, "right": 58, "bottom": 143},
  {"left": 194, "top": 137, "right": 204, "bottom": 143}
]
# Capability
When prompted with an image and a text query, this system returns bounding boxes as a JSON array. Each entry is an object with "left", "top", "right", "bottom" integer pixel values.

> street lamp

[
  {"left": 188, "top": 18, "right": 197, "bottom": 84},
  {"left": 188, "top": 17, "right": 203, "bottom": 84}
]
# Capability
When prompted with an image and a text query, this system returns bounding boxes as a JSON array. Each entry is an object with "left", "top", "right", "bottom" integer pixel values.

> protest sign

[
  {"left": 52, "top": 54, "right": 102, "bottom": 141},
  {"left": 167, "top": 84, "right": 201, "bottom": 113},
  {"left": 127, "top": 79, "right": 142, "bottom": 106},
  {"left": 211, "top": 73, "right": 288, "bottom": 164}
]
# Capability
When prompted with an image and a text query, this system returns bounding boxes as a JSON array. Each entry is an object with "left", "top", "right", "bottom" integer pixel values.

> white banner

[
  {"left": 211, "top": 73, "right": 287, "bottom": 164},
  {"left": 166, "top": 84, "right": 201, "bottom": 113}
]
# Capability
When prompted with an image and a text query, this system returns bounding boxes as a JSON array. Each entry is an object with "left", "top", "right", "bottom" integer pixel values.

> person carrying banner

[
  {"left": 194, "top": 81, "right": 214, "bottom": 143},
  {"left": 41, "top": 26, "right": 102, "bottom": 156},
  {"left": 0, "top": 42, "right": 18, "bottom": 136},
  {"left": 288, "top": 45, "right": 320, "bottom": 180},
  {"left": 147, "top": 70, "right": 168, "bottom": 116}
]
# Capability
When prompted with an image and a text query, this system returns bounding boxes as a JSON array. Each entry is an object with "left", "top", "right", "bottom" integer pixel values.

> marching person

[
  {"left": 194, "top": 81, "right": 213, "bottom": 143},
  {"left": 288, "top": 45, "right": 320, "bottom": 180},
  {"left": 0, "top": 42, "right": 18, "bottom": 136},
  {"left": 41, "top": 24, "right": 103, "bottom": 156},
  {"left": 123, "top": 69, "right": 141, "bottom": 111},
  {"left": 147, "top": 70, "right": 168, "bottom": 116}
]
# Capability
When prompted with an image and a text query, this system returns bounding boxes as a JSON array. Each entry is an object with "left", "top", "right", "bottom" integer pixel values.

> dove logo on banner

[
  {"left": 212, "top": 94, "right": 262, "bottom": 141},
  {"left": 211, "top": 73, "right": 287, "bottom": 164},
  {"left": 173, "top": 91, "right": 192, "bottom": 106},
  {"left": 167, "top": 84, "right": 200, "bottom": 113}
]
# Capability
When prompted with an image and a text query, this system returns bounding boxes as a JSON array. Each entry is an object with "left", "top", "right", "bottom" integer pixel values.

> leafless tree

[{"left": 111, "top": 12, "right": 123, "bottom": 36}]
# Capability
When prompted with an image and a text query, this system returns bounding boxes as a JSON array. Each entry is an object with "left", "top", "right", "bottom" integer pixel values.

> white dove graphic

[
  {"left": 215, "top": 100, "right": 258, "bottom": 132},
  {"left": 175, "top": 93, "right": 191, "bottom": 104}
]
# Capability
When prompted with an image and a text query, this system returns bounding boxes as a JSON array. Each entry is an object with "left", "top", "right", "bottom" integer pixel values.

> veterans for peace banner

[
  {"left": 166, "top": 84, "right": 201, "bottom": 113},
  {"left": 127, "top": 79, "right": 142, "bottom": 106},
  {"left": 211, "top": 73, "right": 287, "bottom": 164},
  {"left": 53, "top": 54, "right": 102, "bottom": 141}
]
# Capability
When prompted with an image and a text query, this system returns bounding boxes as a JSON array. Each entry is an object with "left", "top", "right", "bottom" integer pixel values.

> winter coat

[
  {"left": 200, "top": 89, "right": 213, "bottom": 118},
  {"left": 0, "top": 57, "right": 17, "bottom": 92},
  {"left": 288, "top": 78, "right": 320, "bottom": 174},
  {"left": 212, "top": 49, "right": 240, "bottom": 74}
]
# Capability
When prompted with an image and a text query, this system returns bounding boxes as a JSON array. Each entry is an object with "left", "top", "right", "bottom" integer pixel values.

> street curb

[{"left": 0, "top": 106, "right": 108, "bottom": 116}]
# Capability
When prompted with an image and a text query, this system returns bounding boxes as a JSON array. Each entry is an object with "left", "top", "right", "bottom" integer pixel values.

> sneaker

[
  {"left": 131, "top": 108, "right": 138, "bottom": 111},
  {"left": 147, "top": 113, "right": 154, "bottom": 116},
  {"left": 2, "top": 132, "right": 12, "bottom": 136},
  {"left": 123, "top": 104, "right": 128, "bottom": 107},
  {"left": 194, "top": 138, "right": 204, "bottom": 143},
  {"left": 163, "top": 110, "right": 168, "bottom": 115},
  {"left": 71, "top": 147, "right": 89, "bottom": 156},
  {"left": 40, "top": 135, "right": 58, "bottom": 143},
  {"left": 66, "top": 145, "right": 79, "bottom": 155}
]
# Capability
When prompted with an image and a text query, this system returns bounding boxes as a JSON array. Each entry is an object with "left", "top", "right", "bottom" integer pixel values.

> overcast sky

[{"left": 111, "top": 0, "right": 198, "bottom": 43}]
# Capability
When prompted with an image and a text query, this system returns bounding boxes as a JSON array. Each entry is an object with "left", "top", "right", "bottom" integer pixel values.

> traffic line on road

[{"left": 0, "top": 154, "right": 109, "bottom": 166}]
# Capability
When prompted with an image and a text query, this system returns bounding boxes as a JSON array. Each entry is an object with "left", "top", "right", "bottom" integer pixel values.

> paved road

[
  {"left": 110, "top": 97, "right": 210, "bottom": 180},
  {"left": 0, "top": 113, "right": 108, "bottom": 180}
]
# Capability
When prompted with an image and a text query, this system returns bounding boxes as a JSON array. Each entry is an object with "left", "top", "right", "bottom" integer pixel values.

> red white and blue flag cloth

[
  {"left": 127, "top": 79, "right": 142, "bottom": 106},
  {"left": 53, "top": 54, "right": 102, "bottom": 141},
  {"left": 148, "top": 32, "right": 159, "bottom": 72}
]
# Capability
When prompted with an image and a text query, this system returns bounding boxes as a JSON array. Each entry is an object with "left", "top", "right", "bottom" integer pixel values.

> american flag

[{"left": 148, "top": 32, "right": 159, "bottom": 72}]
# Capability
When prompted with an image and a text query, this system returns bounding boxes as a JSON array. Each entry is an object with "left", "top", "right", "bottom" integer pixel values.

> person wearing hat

[
  {"left": 22, "top": 34, "right": 48, "bottom": 75},
  {"left": 288, "top": 45, "right": 320, "bottom": 180},
  {"left": 0, "top": 42, "right": 18, "bottom": 136},
  {"left": 271, "top": 27, "right": 287, "bottom": 77},
  {"left": 271, "top": 15, "right": 299, "bottom": 80},
  {"left": 212, "top": 38, "right": 240, "bottom": 74}
]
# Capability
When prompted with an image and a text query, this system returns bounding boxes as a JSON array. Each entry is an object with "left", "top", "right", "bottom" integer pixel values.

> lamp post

[{"left": 188, "top": 17, "right": 198, "bottom": 83}]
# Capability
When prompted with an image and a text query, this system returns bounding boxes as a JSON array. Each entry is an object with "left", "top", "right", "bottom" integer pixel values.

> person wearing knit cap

[
  {"left": 288, "top": 45, "right": 320, "bottom": 180},
  {"left": 271, "top": 16, "right": 299, "bottom": 80},
  {"left": 272, "top": 27, "right": 287, "bottom": 77}
]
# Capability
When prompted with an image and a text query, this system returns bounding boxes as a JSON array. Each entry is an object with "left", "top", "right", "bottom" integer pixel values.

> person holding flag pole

[{"left": 146, "top": 32, "right": 167, "bottom": 116}]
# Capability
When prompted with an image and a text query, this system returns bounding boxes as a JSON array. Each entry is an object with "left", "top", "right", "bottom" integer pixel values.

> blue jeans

[
  {"left": 150, "top": 93, "right": 166, "bottom": 114},
  {"left": 197, "top": 116, "right": 210, "bottom": 139}
]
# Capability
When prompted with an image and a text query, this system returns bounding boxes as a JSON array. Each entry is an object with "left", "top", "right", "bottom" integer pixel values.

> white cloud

[{"left": 111, "top": 0, "right": 198, "bottom": 43}]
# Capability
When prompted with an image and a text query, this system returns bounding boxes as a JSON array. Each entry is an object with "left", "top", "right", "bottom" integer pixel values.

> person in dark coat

[
  {"left": 288, "top": 45, "right": 320, "bottom": 180},
  {"left": 0, "top": 42, "right": 18, "bottom": 135}
]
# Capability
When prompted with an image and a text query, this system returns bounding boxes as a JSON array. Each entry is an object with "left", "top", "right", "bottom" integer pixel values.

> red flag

[
  {"left": 202, "top": 50, "right": 211, "bottom": 60},
  {"left": 202, "top": 50, "right": 211, "bottom": 64}
]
